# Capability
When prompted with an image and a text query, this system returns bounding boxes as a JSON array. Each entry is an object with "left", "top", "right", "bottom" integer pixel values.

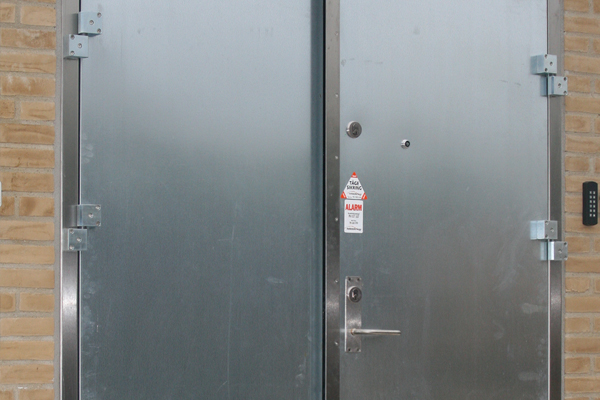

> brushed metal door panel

[
  {"left": 339, "top": 1, "right": 549, "bottom": 399},
  {"left": 78, "top": 1, "right": 323, "bottom": 399}
]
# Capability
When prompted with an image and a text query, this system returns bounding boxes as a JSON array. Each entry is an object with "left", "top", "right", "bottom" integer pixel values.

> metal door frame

[{"left": 60, "top": 1, "right": 564, "bottom": 399}]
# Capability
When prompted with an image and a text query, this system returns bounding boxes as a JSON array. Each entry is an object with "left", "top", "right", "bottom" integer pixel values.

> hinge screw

[
  {"left": 97, "top": 29, "right": 102, "bottom": 34},
  {"left": 69, "top": 246, "right": 74, "bottom": 250},
  {"left": 97, "top": 12, "right": 102, "bottom": 18},
  {"left": 78, "top": 43, "right": 82, "bottom": 49},
  {"left": 70, "top": 51, "right": 75, "bottom": 56},
  {"left": 70, "top": 34, "right": 75, "bottom": 40},
  {"left": 76, "top": 237, "right": 82, "bottom": 243},
  {"left": 89, "top": 19, "right": 94, "bottom": 25}
]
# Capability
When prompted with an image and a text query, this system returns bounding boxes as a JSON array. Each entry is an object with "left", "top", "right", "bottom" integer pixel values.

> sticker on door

[
  {"left": 341, "top": 172, "right": 367, "bottom": 200},
  {"left": 344, "top": 200, "right": 363, "bottom": 233}
]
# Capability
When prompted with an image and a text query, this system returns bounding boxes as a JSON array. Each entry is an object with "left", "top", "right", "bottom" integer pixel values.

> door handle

[
  {"left": 344, "top": 276, "right": 401, "bottom": 353},
  {"left": 351, "top": 329, "right": 401, "bottom": 336}
]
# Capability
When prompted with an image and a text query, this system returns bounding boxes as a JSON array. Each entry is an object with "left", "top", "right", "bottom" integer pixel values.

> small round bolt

[
  {"left": 76, "top": 237, "right": 82, "bottom": 243},
  {"left": 544, "top": 54, "right": 548, "bottom": 59},
  {"left": 70, "top": 34, "right": 75, "bottom": 40},
  {"left": 97, "top": 12, "right": 102, "bottom": 18},
  {"left": 78, "top": 43, "right": 83, "bottom": 49},
  {"left": 96, "top": 221, "right": 101, "bottom": 226},
  {"left": 97, "top": 29, "right": 102, "bottom": 34},
  {"left": 550, "top": 61, "right": 553, "bottom": 66},
  {"left": 70, "top": 51, "right": 75, "bottom": 56},
  {"left": 89, "top": 19, "right": 94, "bottom": 25},
  {"left": 401, "top": 139, "right": 411, "bottom": 149},
  {"left": 88, "top": 213, "right": 94, "bottom": 218},
  {"left": 96, "top": 206, "right": 101, "bottom": 210},
  {"left": 544, "top": 68, "right": 548, "bottom": 72},
  {"left": 70, "top": 245, "right": 74, "bottom": 250},
  {"left": 69, "top": 229, "right": 74, "bottom": 234}
]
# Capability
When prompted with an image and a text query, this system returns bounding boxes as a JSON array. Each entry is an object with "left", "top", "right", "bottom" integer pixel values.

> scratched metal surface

[
  {"left": 338, "top": 0, "right": 549, "bottom": 398},
  {"left": 78, "top": 0, "right": 323, "bottom": 398}
]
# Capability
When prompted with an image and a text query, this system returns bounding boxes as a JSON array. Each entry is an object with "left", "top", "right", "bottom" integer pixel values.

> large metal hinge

[
  {"left": 531, "top": 54, "right": 568, "bottom": 96},
  {"left": 530, "top": 220, "right": 568, "bottom": 261},
  {"left": 63, "top": 204, "right": 101, "bottom": 252},
  {"left": 64, "top": 11, "right": 103, "bottom": 59}
]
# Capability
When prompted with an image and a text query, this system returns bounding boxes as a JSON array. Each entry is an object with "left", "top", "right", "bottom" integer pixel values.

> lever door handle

[{"left": 351, "top": 329, "right": 401, "bottom": 336}]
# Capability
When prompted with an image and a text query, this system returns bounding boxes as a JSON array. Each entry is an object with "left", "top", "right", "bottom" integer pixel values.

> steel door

[
  {"left": 76, "top": 1, "right": 323, "bottom": 399},
  {"left": 337, "top": 1, "right": 550, "bottom": 399}
]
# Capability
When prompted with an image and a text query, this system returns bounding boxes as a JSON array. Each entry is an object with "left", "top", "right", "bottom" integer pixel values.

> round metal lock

[
  {"left": 348, "top": 286, "right": 362, "bottom": 303},
  {"left": 346, "top": 121, "right": 362, "bottom": 139},
  {"left": 401, "top": 140, "right": 410, "bottom": 149}
]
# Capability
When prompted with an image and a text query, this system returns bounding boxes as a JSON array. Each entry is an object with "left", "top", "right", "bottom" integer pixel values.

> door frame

[{"left": 59, "top": 1, "right": 565, "bottom": 399}]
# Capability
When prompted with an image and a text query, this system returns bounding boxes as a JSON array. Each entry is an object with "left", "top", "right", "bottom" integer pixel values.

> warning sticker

[
  {"left": 341, "top": 172, "right": 368, "bottom": 200},
  {"left": 344, "top": 200, "right": 363, "bottom": 234}
]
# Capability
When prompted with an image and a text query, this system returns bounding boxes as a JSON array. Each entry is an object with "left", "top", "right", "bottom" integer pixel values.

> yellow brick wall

[
  {"left": 565, "top": 0, "right": 600, "bottom": 397},
  {"left": 0, "top": 0, "right": 57, "bottom": 398}
]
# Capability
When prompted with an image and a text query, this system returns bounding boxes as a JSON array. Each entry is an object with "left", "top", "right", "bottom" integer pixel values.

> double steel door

[{"left": 69, "top": 0, "right": 556, "bottom": 398}]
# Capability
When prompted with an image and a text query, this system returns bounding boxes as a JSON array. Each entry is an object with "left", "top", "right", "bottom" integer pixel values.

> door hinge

[
  {"left": 531, "top": 54, "right": 568, "bottom": 97},
  {"left": 63, "top": 204, "right": 101, "bottom": 252},
  {"left": 64, "top": 11, "right": 103, "bottom": 59},
  {"left": 530, "top": 220, "right": 568, "bottom": 261}
]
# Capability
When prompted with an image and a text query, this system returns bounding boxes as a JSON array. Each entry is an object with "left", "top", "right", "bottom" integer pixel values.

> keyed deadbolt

[
  {"left": 346, "top": 121, "right": 362, "bottom": 138},
  {"left": 348, "top": 286, "right": 362, "bottom": 303}
]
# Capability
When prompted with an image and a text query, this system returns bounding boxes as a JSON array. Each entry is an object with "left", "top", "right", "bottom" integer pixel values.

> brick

[
  {"left": 569, "top": 0, "right": 590, "bottom": 11},
  {"left": 567, "top": 236, "right": 591, "bottom": 253},
  {"left": 0, "top": 76, "right": 55, "bottom": 97},
  {"left": 0, "top": 123, "right": 54, "bottom": 144},
  {"left": 0, "top": 318, "right": 53, "bottom": 336},
  {"left": 566, "top": 155, "right": 591, "bottom": 171},
  {"left": 566, "top": 296, "right": 600, "bottom": 312},
  {"left": 567, "top": 277, "right": 592, "bottom": 292},
  {"left": 567, "top": 215, "right": 600, "bottom": 233},
  {"left": 567, "top": 255, "right": 600, "bottom": 272},
  {"left": 0, "top": 53, "right": 55, "bottom": 74},
  {"left": 567, "top": 97, "right": 600, "bottom": 114},
  {"left": 0, "top": 221, "right": 54, "bottom": 241},
  {"left": 595, "top": 0, "right": 600, "bottom": 12},
  {"left": 566, "top": 134, "right": 600, "bottom": 153},
  {"left": 0, "top": 172, "right": 53, "bottom": 192},
  {"left": 20, "top": 6, "right": 55, "bottom": 27},
  {"left": 568, "top": 116, "right": 593, "bottom": 134},
  {"left": 567, "top": 175, "right": 599, "bottom": 192},
  {"left": 20, "top": 102, "right": 55, "bottom": 120},
  {"left": 0, "top": 3, "right": 16, "bottom": 23},
  {"left": 19, "top": 293, "right": 53, "bottom": 312},
  {"left": 567, "top": 116, "right": 592, "bottom": 133},
  {"left": 19, "top": 390, "right": 53, "bottom": 400},
  {"left": 566, "top": 16, "right": 600, "bottom": 35},
  {"left": 567, "top": 36, "right": 590, "bottom": 53},
  {"left": 566, "top": 377, "right": 600, "bottom": 393},
  {"left": 0, "top": 99, "right": 15, "bottom": 118},
  {"left": 568, "top": 76, "right": 592, "bottom": 93},
  {"left": 0, "top": 197, "right": 15, "bottom": 216},
  {"left": 0, "top": 148, "right": 54, "bottom": 168},
  {"left": 594, "top": 317, "right": 600, "bottom": 331},
  {"left": 566, "top": 317, "right": 591, "bottom": 332},
  {"left": 0, "top": 341, "right": 53, "bottom": 360},
  {"left": 594, "top": 237, "right": 600, "bottom": 250},
  {"left": 595, "top": 279, "right": 600, "bottom": 292},
  {"left": 0, "top": 293, "right": 16, "bottom": 312},
  {"left": 566, "top": 55, "right": 600, "bottom": 74},
  {"left": 0, "top": 28, "right": 55, "bottom": 49},
  {"left": 0, "top": 391, "right": 13, "bottom": 400},
  {"left": 0, "top": 365, "right": 53, "bottom": 383},
  {"left": 566, "top": 337, "right": 600, "bottom": 353},
  {"left": 0, "top": 245, "right": 54, "bottom": 265},
  {"left": 19, "top": 197, "right": 53, "bottom": 217},
  {"left": 0, "top": 269, "right": 54, "bottom": 288},
  {"left": 566, "top": 357, "right": 591, "bottom": 373},
  {"left": 566, "top": 195, "right": 583, "bottom": 213}
]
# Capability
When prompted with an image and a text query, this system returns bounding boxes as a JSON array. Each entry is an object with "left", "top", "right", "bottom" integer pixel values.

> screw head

[
  {"left": 70, "top": 51, "right": 75, "bottom": 56},
  {"left": 97, "top": 12, "right": 102, "bottom": 18},
  {"left": 97, "top": 29, "right": 102, "bottom": 34},
  {"left": 89, "top": 19, "right": 94, "bottom": 25},
  {"left": 401, "top": 139, "right": 411, "bottom": 149}
]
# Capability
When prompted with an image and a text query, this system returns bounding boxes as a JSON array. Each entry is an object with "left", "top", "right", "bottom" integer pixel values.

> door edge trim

[
  {"left": 548, "top": 0, "right": 564, "bottom": 399},
  {"left": 324, "top": 0, "right": 341, "bottom": 398}
]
